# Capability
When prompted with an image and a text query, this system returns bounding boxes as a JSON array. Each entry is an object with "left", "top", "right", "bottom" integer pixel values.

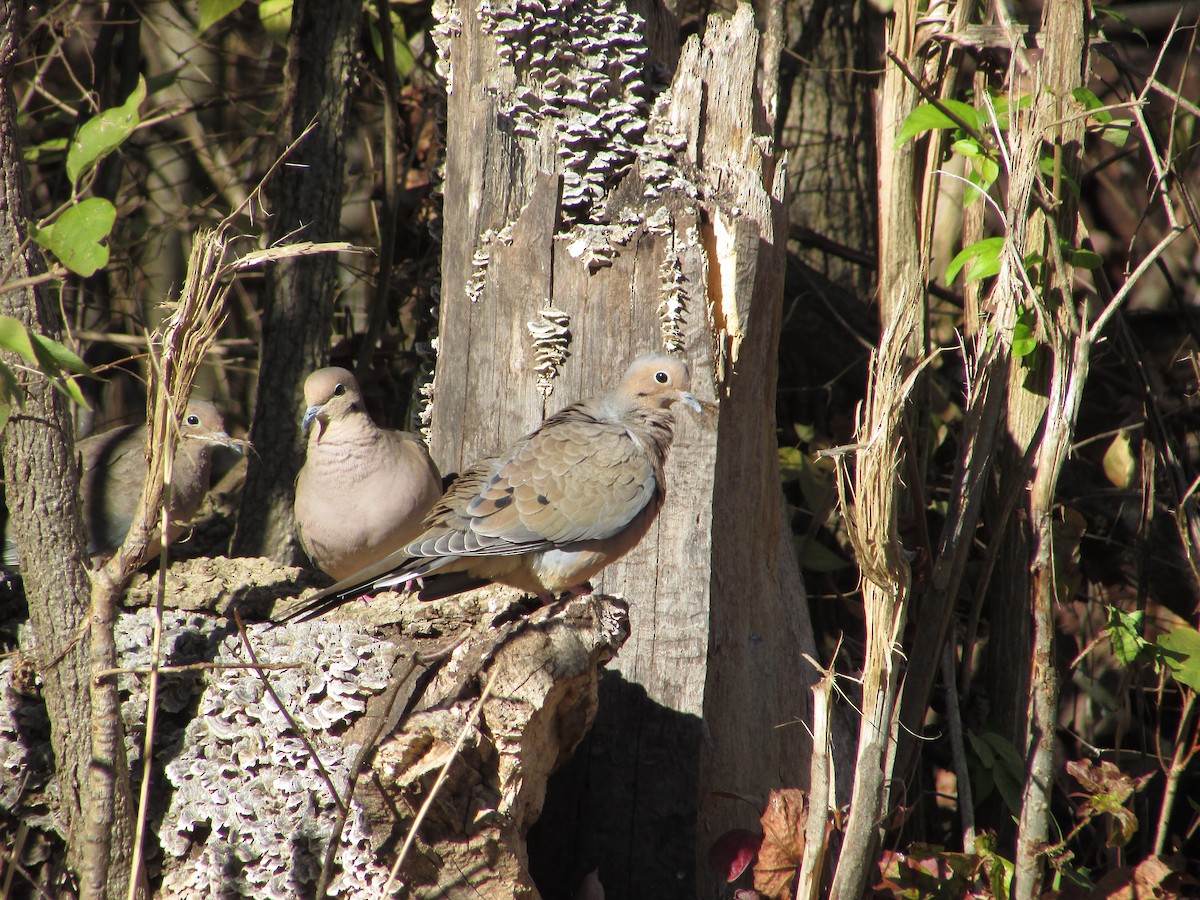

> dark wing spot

[
  {"left": 494, "top": 495, "right": 513, "bottom": 509},
  {"left": 537, "top": 494, "right": 550, "bottom": 505}
]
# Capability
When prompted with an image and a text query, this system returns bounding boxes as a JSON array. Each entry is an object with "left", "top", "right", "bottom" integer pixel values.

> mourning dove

[
  {"left": 3, "top": 399, "right": 238, "bottom": 565},
  {"left": 280, "top": 353, "right": 700, "bottom": 623},
  {"left": 293, "top": 367, "right": 443, "bottom": 581}
]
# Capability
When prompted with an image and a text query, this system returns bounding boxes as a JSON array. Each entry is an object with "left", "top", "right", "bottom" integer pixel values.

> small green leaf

[
  {"left": 66, "top": 76, "right": 146, "bottom": 187},
  {"left": 23, "top": 136, "right": 69, "bottom": 164},
  {"left": 259, "top": 0, "right": 292, "bottom": 45},
  {"left": 0, "top": 315, "right": 39, "bottom": 363},
  {"left": 895, "top": 99, "right": 979, "bottom": 147},
  {"left": 44, "top": 197, "right": 116, "bottom": 276},
  {"left": 199, "top": 0, "right": 246, "bottom": 32},
  {"left": 1011, "top": 307, "right": 1037, "bottom": 358},
  {"left": 1099, "top": 121, "right": 1131, "bottom": 148},
  {"left": 1068, "top": 248, "right": 1103, "bottom": 270},
  {"left": 0, "top": 401, "right": 11, "bottom": 433},
  {"left": 368, "top": 11, "right": 416, "bottom": 79},
  {"left": 964, "top": 155, "right": 1000, "bottom": 205},
  {"left": 1108, "top": 607, "right": 1147, "bottom": 666},
  {"left": 951, "top": 137, "right": 984, "bottom": 159},
  {"left": 1072, "top": 87, "right": 1108, "bottom": 116},
  {"left": 29, "top": 332, "right": 91, "bottom": 377},
  {"left": 1158, "top": 626, "right": 1200, "bottom": 692},
  {"left": 1038, "top": 156, "right": 1081, "bottom": 200},
  {"left": 778, "top": 446, "right": 804, "bottom": 482},
  {"left": 0, "top": 359, "right": 21, "bottom": 406},
  {"left": 969, "top": 731, "right": 1025, "bottom": 816},
  {"left": 945, "top": 236, "right": 1004, "bottom": 285}
]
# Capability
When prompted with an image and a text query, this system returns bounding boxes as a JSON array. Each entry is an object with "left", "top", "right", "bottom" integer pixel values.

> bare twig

[
  {"left": 797, "top": 651, "right": 837, "bottom": 900},
  {"left": 1153, "top": 689, "right": 1199, "bottom": 855}
]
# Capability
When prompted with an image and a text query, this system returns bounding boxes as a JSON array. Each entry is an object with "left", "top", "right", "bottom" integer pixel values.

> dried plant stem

[
  {"left": 941, "top": 640, "right": 975, "bottom": 849},
  {"left": 1153, "top": 690, "right": 1199, "bottom": 855},
  {"left": 797, "top": 654, "right": 836, "bottom": 900},
  {"left": 380, "top": 669, "right": 499, "bottom": 898}
]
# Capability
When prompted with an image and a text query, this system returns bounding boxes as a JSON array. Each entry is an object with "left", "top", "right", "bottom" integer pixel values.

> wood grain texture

[{"left": 432, "top": 2, "right": 816, "bottom": 896}]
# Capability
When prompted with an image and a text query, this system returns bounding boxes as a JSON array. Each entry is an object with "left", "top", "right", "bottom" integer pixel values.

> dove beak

[
  {"left": 302, "top": 404, "right": 322, "bottom": 433},
  {"left": 677, "top": 391, "right": 702, "bottom": 414},
  {"left": 213, "top": 431, "right": 247, "bottom": 456}
]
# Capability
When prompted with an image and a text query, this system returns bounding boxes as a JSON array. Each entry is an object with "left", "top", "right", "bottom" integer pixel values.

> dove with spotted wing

[{"left": 280, "top": 353, "right": 700, "bottom": 622}]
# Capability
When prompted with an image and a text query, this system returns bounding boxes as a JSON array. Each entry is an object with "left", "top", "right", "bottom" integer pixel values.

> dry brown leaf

[{"left": 753, "top": 788, "right": 807, "bottom": 900}]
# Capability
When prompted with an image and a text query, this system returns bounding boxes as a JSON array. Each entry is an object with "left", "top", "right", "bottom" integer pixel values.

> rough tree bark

[
  {"left": 0, "top": 3, "right": 133, "bottom": 893},
  {"left": 427, "top": 2, "right": 816, "bottom": 896},
  {"left": 233, "top": 0, "right": 364, "bottom": 564}
]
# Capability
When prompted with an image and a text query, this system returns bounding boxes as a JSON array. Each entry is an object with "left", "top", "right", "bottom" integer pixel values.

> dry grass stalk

[{"left": 824, "top": 300, "right": 924, "bottom": 898}]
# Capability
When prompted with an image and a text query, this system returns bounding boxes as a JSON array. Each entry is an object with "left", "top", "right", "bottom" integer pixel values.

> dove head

[
  {"left": 615, "top": 353, "right": 701, "bottom": 414},
  {"left": 177, "top": 400, "right": 242, "bottom": 470},
  {"left": 179, "top": 400, "right": 238, "bottom": 451},
  {"left": 302, "top": 367, "right": 365, "bottom": 434}
]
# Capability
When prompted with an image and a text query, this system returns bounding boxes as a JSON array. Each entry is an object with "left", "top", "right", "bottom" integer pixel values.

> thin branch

[
  {"left": 886, "top": 49, "right": 989, "bottom": 146},
  {"left": 1086, "top": 226, "right": 1186, "bottom": 344}
]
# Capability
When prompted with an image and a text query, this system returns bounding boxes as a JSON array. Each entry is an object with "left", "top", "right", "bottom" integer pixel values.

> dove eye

[
  {"left": 186, "top": 414, "right": 200, "bottom": 426},
  {"left": 654, "top": 370, "right": 670, "bottom": 384},
  {"left": 333, "top": 383, "right": 346, "bottom": 397}
]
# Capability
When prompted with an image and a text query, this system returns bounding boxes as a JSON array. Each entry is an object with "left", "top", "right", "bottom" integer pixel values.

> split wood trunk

[{"left": 429, "top": 2, "right": 818, "bottom": 895}]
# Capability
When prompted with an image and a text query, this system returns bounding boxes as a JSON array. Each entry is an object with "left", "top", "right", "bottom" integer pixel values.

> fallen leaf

[{"left": 753, "top": 789, "right": 807, "bottom": 900}]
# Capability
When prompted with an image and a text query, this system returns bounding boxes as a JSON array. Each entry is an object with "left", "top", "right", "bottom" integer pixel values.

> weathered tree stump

[{"left": 1, "top": 557, "right": 629, "bottom": 898}]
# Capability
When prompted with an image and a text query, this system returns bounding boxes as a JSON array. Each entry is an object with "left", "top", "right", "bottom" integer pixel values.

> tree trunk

[
  {"left": 233, "top": 0, "right": 364, "bottom": 563},
  {"left": 780, "top": 0, "right": 877, "bottom": 300},
  {"left": 0, "top": 0, "right": 119, "bottom": 888},
  {"left": 428, "top": 2, "right": 816, "bottom": 897}
]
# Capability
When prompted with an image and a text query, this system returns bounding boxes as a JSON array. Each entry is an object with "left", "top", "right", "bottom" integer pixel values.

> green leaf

[
  {"left": 1038, "top": 156, "right": 1081, "bottom": 200},
  {"left": 1157, "top": 626, "right": 1200, "bottom": 691},
  {"left": 43, "top": 197, "right": 116, "bottom": 276},
  {"left": 1108, "top": 609, "right": 1147, "bottom": 667},
  {"left": 0, "top": 321, "right": 92, "bottom": 414},
  {"left": 1011, "top": 307, "right": 1037, "bottom": 358},
  {"left": 198, "top": 0, "right": 246, "bottom": 32},
  {"left": 23, "top": 136, "right": 69, "bottom": 164},
  {"left": 0, "top": 401, "right": 11, "bottom": 434},
  {"left": 778, "top": 446, "right": 804, "bottom": 482},
  {"left": 259, "top": 0, "right": 292, "bottom": 46},
  {"left": 1098, "top": 121, "right": 1131, "bottom": 148},
  {"left": 964, "top": 155, "right": 1000, "bottom": 205},
  {"left": 1069, "top": 248, "right": 1103, "bottom": 270},
  {"left": 30, "top": 332, "right": 91, "bottom": 376},
  {"left": 1072, "top": 87, "right": 1111, "bottom": 121},
  {"left": 66, "top": 76, "right": 146, "bottom": 187},
  {"left": 0, "top": 359, "right": 21, "bottom": 407},
  {"left": 968, "top": 731, "right": 1025, "bottom": 816},
  {"left": 945, "top": 236, "right": 1003, "bottom": 285},
  {"left": 0, "top": 315, "right": 40, "bottom": 363},
  {"left": 951, "top": 137, "right": 984, "bottom": 159},
  {"left": 895, "top": 99, "right": 979, "bottom": 147},
  {"left": 368, "top": 11, "right": 416, "bottom": 79}
]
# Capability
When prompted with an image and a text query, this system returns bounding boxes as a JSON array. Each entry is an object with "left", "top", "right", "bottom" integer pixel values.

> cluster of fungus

[
  {"left": 657, "top": 243, "right": 688, "bottom": 354},
  {"left": 526, "top": 306, "right": 572, "bottom": 396},
  {"left": 151, "top": 617, "right": 399, "bottom": 896}
]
